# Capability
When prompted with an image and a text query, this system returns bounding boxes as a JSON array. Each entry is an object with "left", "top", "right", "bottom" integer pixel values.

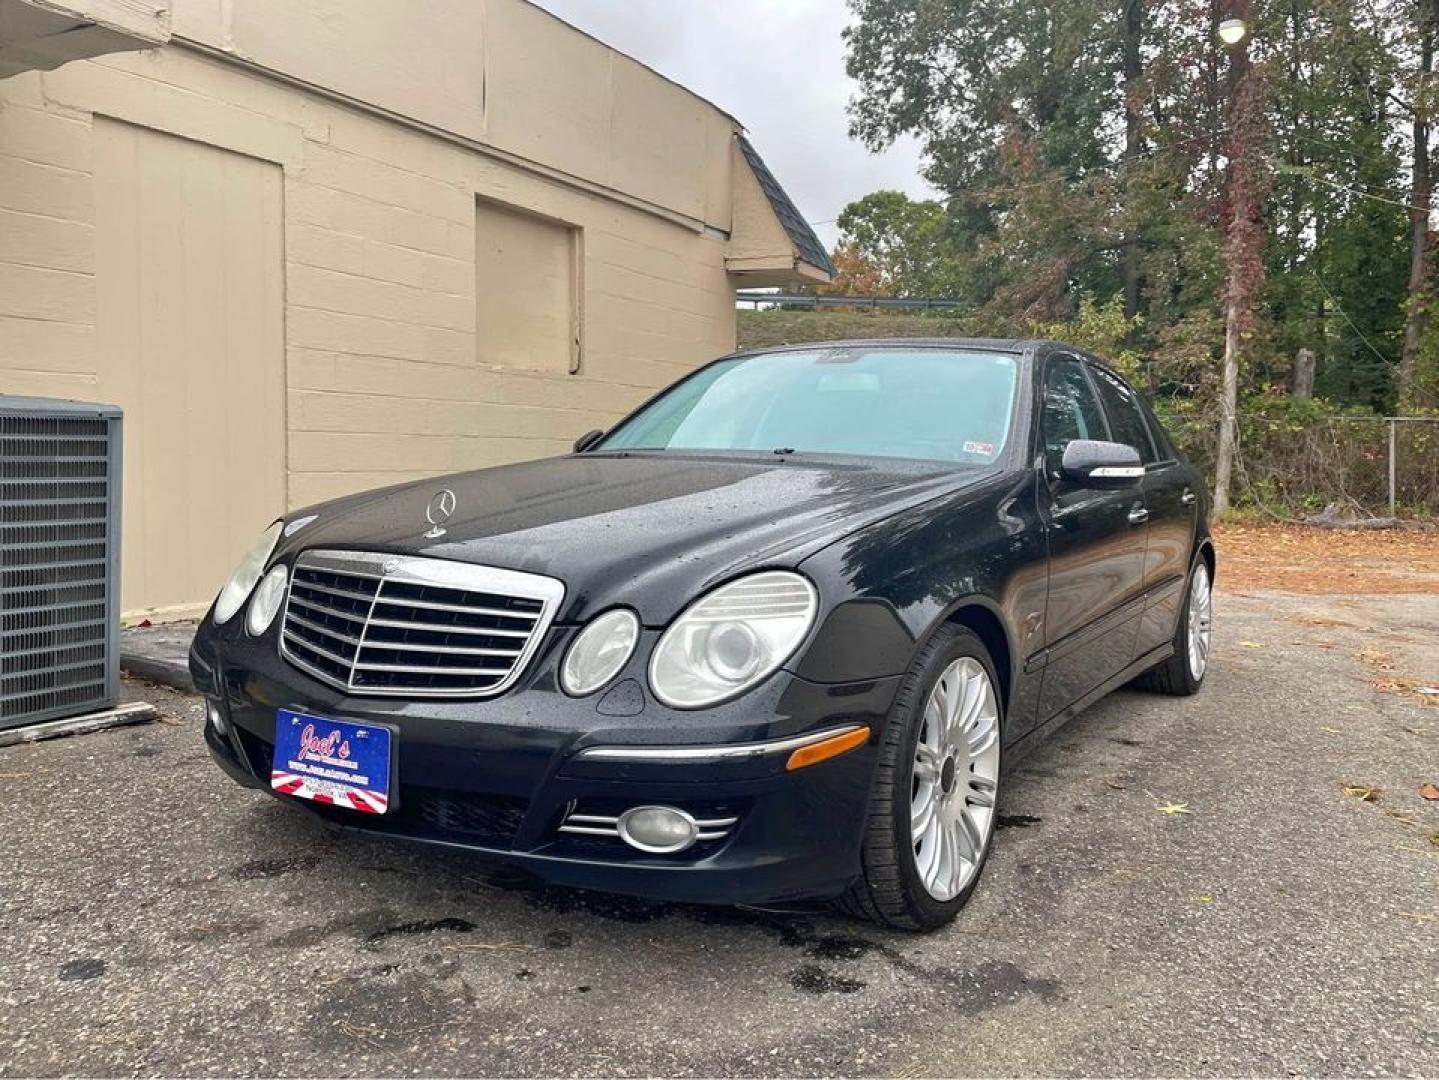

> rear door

[{"left": 1034, "top": 352, "right": 1149, "bottom": 720}]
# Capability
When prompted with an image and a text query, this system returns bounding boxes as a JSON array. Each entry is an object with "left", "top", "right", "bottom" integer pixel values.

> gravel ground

[{"left": 1, "top": 589, "right": 1435, "bottom": 1077}]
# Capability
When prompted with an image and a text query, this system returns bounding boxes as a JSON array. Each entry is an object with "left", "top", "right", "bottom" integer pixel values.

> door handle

[
  {"left": 1127, "top": 506, "right": 1150, "bottom": 526},
  {"left": 1180, "top": 490, "right": 1197, "bottom": 506}
]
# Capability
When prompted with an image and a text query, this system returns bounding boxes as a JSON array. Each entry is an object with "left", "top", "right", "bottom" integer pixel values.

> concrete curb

[{"left": 120, "top": 650, "right": 195, "bottom": 693}]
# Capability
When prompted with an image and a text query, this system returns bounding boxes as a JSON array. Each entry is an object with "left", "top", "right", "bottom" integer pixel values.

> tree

[
  {"left": 832, "top": 190, "right": 960, "bottom": 296},
  {"left": 1397, "top": 0, "right": 1439, "bottom": 407},
  {"left": 841, "top": 0, "right": 1430, "bottom": 451}
]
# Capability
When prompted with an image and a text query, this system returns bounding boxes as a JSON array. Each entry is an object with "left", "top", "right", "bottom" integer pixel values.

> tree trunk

[
  {"left": 1292, "top": 348, "right": 1316, "bottom": 398},
  {"left": 1121, "top": 0, "right": 1144, "bottom": 319},
  {"left": 1214, "top": 287, "right": 1242, "bottom": 516},
  {"left": 1398, "top": 1, "right": 1435, "bottom": 408}
]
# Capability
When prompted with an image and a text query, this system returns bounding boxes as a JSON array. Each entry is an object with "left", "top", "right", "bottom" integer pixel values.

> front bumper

[{"left": 191, "top": 617, "right": 902, "bottom": 905}]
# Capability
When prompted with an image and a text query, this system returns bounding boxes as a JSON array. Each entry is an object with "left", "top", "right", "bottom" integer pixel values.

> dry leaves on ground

[
  {"left": 1212, "top": 522, "right": 1439, "bottom": 594},
  {"left": 1419, "top": 783, "right": 1439, "bottom": 801},
  {"left": 1342, "top": 784, "right": 1383, "bottom": 802}
]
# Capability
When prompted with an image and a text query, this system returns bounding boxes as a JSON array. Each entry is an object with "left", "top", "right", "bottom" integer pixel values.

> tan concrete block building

[{"left": 0, "top": 0, "right": 833, "bottom": 620}]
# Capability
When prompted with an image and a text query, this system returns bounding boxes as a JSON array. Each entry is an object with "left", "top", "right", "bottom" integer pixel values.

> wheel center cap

[{"left": 940, "top": 755, "right": 957, "bottom": 794}]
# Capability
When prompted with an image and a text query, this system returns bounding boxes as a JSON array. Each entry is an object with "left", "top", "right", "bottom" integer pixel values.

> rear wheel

[
  {"left": 838, "top": 625, "right": 1002, "bottom": 931},
  {"left": 1135, "top": 555, "right": 1211, "bottom": 696}
]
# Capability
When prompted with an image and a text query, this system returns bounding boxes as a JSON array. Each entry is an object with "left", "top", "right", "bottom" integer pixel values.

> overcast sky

[{"left": 532, "top": 0, "right": 937, "bottom": 249}]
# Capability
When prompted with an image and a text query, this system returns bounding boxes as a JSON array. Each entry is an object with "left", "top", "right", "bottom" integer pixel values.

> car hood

[{"left": 278, "top": 452, "right": 992, "bottom": 624}]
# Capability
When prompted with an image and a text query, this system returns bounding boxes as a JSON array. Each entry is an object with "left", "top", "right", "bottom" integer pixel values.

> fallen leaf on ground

[
  {"left": 1320, "top": 725, "right": 1343, "bottom": 734},
  {"left": 1359, "top": 647, "right": 1396, "bottom": 670},
  {"left": 1342, "top": 784, "right": 1382, "bottom": 802},
  {"left": 1239, "top": 641, "right": 1265, "bottom": 649},
  {"left": 1157, "top": 802, "right": 1191, "bottom": 815},
  {"left": 1417, "top": 686, "right": 1439, "bottom": 696},
  {"left": 1399, "top": 911, "right": 1437, "bottom": 923},
  {"left": 1420, "top": 783, "right": 1439, "bottom": 801},
  {"left": 1387, "top": 809, "right": 1419, "bottom": 825}
]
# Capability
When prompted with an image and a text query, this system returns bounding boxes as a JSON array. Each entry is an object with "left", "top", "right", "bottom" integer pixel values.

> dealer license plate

[{"left": 271, "top": 709, "right": 392, "bottom": 814}]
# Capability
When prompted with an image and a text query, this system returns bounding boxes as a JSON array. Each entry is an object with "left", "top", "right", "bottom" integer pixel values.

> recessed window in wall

[{"left": 475, "top": 197, "right": 581, "bottom": 374}]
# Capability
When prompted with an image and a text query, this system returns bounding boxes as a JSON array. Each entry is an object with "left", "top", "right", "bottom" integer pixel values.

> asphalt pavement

[{"left": 1, "top": 589, "right": 1435, "bottom": 1077}]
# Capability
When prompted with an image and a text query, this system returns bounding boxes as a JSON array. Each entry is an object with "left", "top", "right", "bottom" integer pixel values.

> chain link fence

[{"left": 1166, "top": 413, "right": 1439, "bottom": 518}]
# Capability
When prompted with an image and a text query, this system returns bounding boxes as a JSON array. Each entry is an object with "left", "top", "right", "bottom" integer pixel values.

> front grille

[{"left": 279, "top": 550, "right": 564, "bottom": 698}]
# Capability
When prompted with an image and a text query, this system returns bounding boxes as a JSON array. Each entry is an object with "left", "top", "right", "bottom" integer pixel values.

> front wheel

[
  {"left": 1135, "top": 555, "right": 1212, "bottom": 696},
  {"left": 838, "top": 625, "right": 1003, "bottom": 931}
]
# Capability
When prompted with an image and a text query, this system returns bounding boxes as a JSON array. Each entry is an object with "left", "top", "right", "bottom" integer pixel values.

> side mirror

[
  {"left": 573, "top": 429, "right": 605, "bottom": 453},
  {"left": 1060, "top": 439, "right": 1144, "bottom": 487}
]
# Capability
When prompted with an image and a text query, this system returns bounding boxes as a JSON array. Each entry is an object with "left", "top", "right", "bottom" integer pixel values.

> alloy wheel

[
  {"left": 910, "top": 656, "right": 1001, "bottom": 902},
  {"left": 1187, "top": 562, "right": 1212, "bottom": 681}
]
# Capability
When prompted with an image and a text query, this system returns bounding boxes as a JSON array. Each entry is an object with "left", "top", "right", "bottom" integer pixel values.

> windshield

[{"left": 598, "top": 348, "right": 1019, "bottom": 464}]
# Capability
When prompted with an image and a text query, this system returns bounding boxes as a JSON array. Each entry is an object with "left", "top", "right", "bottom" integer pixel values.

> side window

[
  {"left": 1040, "top": 355, "right": 1107, "bottom": 477},
  {"left": 1088, "top": 364, "right": 1158, "bottom": 463}
]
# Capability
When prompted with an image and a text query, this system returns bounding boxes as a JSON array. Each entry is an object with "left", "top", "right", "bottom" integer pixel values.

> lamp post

[{"left": 1212, "top": 7, "right": 1258, "bottom": 516}]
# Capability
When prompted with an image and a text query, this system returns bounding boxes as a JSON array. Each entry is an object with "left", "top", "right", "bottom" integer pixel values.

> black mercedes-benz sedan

[{"left": 191, "top": 339, "right": 1214, "bottom": 930}]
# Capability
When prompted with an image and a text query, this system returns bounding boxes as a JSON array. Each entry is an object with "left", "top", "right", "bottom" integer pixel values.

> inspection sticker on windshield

[
  {"left": 271, "top": 709, "right": 392, "bottom": 814},
  {"left": 963, "top": 440, "right": 995, "bottom": 456}
]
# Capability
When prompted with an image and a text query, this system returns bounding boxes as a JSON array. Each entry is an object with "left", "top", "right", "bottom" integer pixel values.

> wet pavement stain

[
  {"left": 365, "top": 917, "right": 477, "bottom": 946},
  {"left": 231, "top": 854, "right": 322, "bottom": 881},
  {"left": 789, "top": 964, "right": 865, "bottom": 994},
  {"left": 58, "top": 958, "right": 105, "bottom": 981},
  {"left": 543, "top": 929, "right": 573, "bottom": 949},
  {"left": 806, "top": 934, "right": 877, "bottom": 961},
  {"left": 995, "top": 814, "right": 1043, "bottom": 829}
]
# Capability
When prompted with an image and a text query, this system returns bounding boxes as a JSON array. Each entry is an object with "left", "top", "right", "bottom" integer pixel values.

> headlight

[
  {"left": 245, "top": 564, "right": 289, "bottom": 636},
  {"left": 212, "top": 521, "right": 283, "bottom": 625},
  {"left": 649, "top": 571, "right": 817, "bottom": 709},
  {"left": 561, "top": 608, "right": 640, "bottom": 696}
]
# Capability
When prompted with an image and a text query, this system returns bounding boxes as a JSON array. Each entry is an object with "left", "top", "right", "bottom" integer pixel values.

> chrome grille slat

[
  {"left": 357, "top": 638, "right": 524, "bottom": 657},
  {"left": 365, "top": 615, "right": 532, "bottom": 638},
  {"left": 371, "top": 596, "right": 539, "bottom": 620},
  {"left": 278, "top": 550, "right": 564, "bottom": 699},
  {"left": 353, "top": 660, "right": 514, "bottom": 676}
]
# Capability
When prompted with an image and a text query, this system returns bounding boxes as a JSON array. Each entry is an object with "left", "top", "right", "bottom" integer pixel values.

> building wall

[{"left": 0, "top": 20, "right": 742, "bottom": 619}]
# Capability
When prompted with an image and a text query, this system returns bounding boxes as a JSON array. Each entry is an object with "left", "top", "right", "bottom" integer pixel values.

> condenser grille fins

[{"left": 0, "top": 403, "right": 121, "bottom": 728}]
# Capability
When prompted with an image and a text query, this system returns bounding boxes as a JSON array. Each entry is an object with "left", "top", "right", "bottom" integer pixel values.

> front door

[
  {"left": 1035, "top": 353, "right": 1149, "bottom": 719},
  {"left": 1087, "top": 364, "right": 1199, "bottom": 657}
]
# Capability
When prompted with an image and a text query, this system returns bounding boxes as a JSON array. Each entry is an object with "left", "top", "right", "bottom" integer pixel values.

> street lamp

[
  {"left": 1217, "top": 18, "right": 1248, "bottom": 46},
  {"left": 1211, "top": 8, "right": 1257, "bottom": 516}
]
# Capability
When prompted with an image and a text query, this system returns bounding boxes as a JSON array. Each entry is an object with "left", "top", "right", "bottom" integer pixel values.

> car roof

[
  {"left": 722, "top": 337, "right": 1134, "bottom": 376},
  {"left": 724, "top": 337, "right": 1054, "bottom": 358}
]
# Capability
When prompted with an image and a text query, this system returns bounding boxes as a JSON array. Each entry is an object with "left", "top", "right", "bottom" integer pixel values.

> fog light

[
  {"left": 616, "top": 805, "right": 699, "bottom": 854},
  {"left": 206, "top": 698, "right": 228, "bottom": 736}
]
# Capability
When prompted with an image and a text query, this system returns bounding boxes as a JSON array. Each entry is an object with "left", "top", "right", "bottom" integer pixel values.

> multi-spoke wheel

[
  {"left": 911, "top": 657, "right": 1001, "bottom": 902},
  {"left": 1186, "top": 561, "right": 1212, "bottom": 681},
  {"left": 1136, "top": 552, "right": 1213, "bottom": 696},
  {"left": 840, "top": 624, "right": 1004, "bottom": 931}
]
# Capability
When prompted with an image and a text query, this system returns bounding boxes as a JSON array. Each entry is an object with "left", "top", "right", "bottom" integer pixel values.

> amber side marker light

[{"left": 786, "top": 726, "right": 871, "bottom": 771}]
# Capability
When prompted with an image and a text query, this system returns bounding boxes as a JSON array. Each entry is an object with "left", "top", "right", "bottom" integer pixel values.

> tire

[
  {"left": 1134, "top": 554, "right": 1212, "bottom": 696},
  {"left": 837, "top": 624, "right": 1003, "bottom": 932}
]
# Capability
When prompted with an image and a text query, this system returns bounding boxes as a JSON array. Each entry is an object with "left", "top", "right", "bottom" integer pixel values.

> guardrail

[{"left": 735, "top": 291, "right": 967, "bottom": 311}]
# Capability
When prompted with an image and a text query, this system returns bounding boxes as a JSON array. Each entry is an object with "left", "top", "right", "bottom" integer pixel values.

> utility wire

[{"left": 1312, "top": 271, "right": 1395, "bottom": 366}]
